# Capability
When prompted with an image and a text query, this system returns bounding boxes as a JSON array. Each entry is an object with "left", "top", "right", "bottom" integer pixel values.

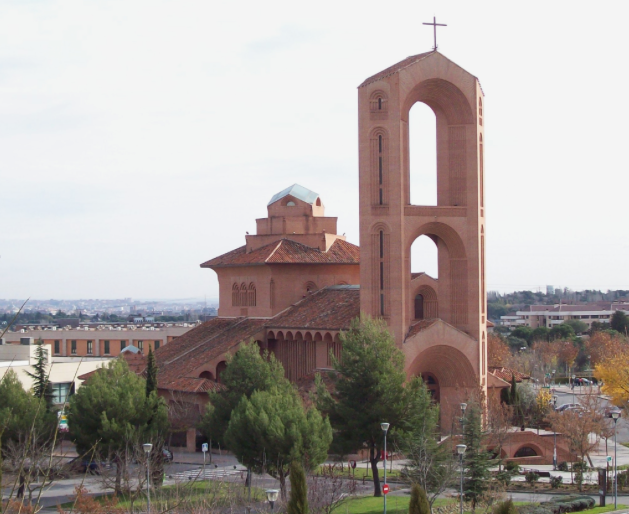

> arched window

[
  {"left": 372, "top": 223, "right": 389, "bottom": 317},
  {"left": 478, "top": 97, "right": 483, "bottom": 126},
  {"left": 370, "top": 128, "right": 388, "bottom": 206},
  {"left": 369, "top": 90, "right": 387, "bottom": 113},
  {"left": 305, "top": 281, "right": 318, "bottom": 294},
  {"left": 248, "top": 283, "right": 256, "bottom": 307},
  {"left": 479, "top": 134, "right": 484, "bottom": 210},
  {"left": 414, "top": 294, "right": 424, "bottom": 320},
  {"left": 240, "top": 283, "right": 248, "bottom": 306},
  {"left": 199, "top": 370, "right": 214, "bottom": 381},
  {"left": 481, "top": 226, "right": 485, "bottom": 314},
  {"left": 286, "top": 201, "right": 296, "bottom": 206},
  {"left": 232, "top": 283, "right": 240, "bottom": 306}
]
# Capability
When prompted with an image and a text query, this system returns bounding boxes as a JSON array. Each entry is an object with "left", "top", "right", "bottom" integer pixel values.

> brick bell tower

[{"left": 358, "top": 51, "right": 487, "bottom": 427}]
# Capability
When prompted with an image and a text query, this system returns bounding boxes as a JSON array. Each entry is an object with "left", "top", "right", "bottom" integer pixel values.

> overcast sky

[{"left": 1, "top": 0, "right": 628, "bottom": 301}]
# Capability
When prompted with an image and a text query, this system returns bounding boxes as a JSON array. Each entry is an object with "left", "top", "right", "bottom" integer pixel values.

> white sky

[{"left": 1, "top": 0, "right": 628, "bottom": 301}]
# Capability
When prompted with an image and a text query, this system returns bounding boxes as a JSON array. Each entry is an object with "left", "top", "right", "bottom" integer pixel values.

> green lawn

[
  {"left": 343, "top": 495, "right": 625, "bottom": 514},
  {"left": 344, "top": 495, "right": 451, "bottom": 514}
]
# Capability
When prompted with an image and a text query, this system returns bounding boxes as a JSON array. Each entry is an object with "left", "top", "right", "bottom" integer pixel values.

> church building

[{"left": 155, "top": 50, "right": 490, "bottom": 449}]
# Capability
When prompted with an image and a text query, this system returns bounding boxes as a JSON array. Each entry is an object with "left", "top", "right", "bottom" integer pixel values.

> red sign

[{"left": 382, "top": 484, "right": 390, "bottom": 495}]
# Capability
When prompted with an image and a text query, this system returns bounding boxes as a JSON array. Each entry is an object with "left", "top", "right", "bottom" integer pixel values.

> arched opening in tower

[
  {"left": 411, "top": 235, "right": 438, "bottom": 279},
  {"left": 409, "top": 102, "right": 437, "bottom": 206}
]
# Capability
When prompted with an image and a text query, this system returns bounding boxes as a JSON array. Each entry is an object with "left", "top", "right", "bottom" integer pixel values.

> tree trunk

[
  {"left": 370, "top": 441, "right": 381, "bottom": 497},
  {"left": 279, "top": 469, "right": 287, "bottom": 501},
  {"left": 115, "top": 457, "right": 122, "bottom": 495}
]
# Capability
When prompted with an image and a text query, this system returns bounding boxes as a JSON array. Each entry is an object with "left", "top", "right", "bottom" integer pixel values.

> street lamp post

[
  {"left": 381, "top": 423, "right": 390, "bottom": 514},
  {"left": 143, "top": 443, "right": 153, "bottom": 514},
  {"left": 265, "top": 489, "right": 279, "bottom": 512},
  {"left": 572, "top": 374, "right": 576, "bottom": 404},
  {"left": 611, "top": 409, "right": 621, "bottom": 509},
  {"left": 456, "top": 444, "right": 467, "bottom": 514},
  {"left": 460, "top": 403, "right": 467, "bottom": 435},
  {"left": 552, "top": 395, "right": 558, "bottom": 470}
]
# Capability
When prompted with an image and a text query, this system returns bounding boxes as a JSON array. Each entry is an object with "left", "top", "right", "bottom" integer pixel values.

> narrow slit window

[
  {"left": 379, "top": 231, "right": 384, "bottom": 259},
  {"left": 380, "top": 294, "right": 385, "bottom": 316},
  {"left": 378, "top": 97, "right": 382, "bottom": 110},
  {"left": 380, "top": 262, "right": 384, "bottom": 289}
]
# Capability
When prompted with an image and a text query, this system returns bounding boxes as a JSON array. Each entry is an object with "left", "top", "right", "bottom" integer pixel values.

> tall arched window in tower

[
  {"left": 409, "top": 102, "right": 437, "bottom": 206},
  {"left": 232, "top": 283, "right": 240, "bottom": 306},
  {"left": 478, "top": 97, "right": 483, "bottom": 126},
  {"left": 479, "top": 134, "right": 484, "bottom": 212},
  {"left": 481, "top": 226, "right": 485, "bottom": 315},
  {"left": 248, "top": 282, "right": 256, "bottom": 307},
  {"left": 372, "top": 224, "right": 389, "bottom": 317},
  {"left": 370, "top": 129, "right": 388, "bottom": 207}
]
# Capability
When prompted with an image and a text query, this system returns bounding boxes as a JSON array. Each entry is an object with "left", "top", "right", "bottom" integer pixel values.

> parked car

[{"left": 556, "top": 403, "right": 580, "bottom": 412}]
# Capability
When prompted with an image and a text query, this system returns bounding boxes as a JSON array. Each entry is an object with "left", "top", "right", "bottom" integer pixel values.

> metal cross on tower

[{"left": 422, "top": 16, "right": 447, "bottom": 51}]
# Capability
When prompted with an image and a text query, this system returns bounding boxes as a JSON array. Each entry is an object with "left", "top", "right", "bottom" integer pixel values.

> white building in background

[
  {"left": 500, "top": 302, "right": 629, "bottom": 330},
  {"left": 0, "top": 341, "right": 112, "bottom": 406}
]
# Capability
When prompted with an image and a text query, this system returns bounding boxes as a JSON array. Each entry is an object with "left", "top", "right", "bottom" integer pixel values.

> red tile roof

[
  {"left": 266, "top": 286, "right": 360, "bottom": 331},
  {"left": 488, "top": 366, "right": 531, "bottom": 383},
  {"left": 200, "top": 238, "right": 359, "bottom": 268},
  {"left": 155, "top": 317, "right": 266, "bottom": 390},
  {"left": 359, "top": 51, "right": 435, "bottom": 88},
  {"left": 166, "top": 377, "right": 224, "bottom": 394},
  {"left": 406, "top": 319, "right": 438, "bottom": 339}
]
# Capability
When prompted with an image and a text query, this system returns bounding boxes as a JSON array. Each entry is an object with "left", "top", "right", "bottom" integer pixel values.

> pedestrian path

[{"left": 168, "top": 467, "right": 244, "bottom": 481}]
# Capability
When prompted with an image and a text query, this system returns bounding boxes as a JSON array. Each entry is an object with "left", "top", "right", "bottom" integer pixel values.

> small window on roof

[
  {"left": 316, "top": 198, "right": 321, "bottom": 206},
  {"left": 286, "top": 201, "right": 296, "bottom": 206}
]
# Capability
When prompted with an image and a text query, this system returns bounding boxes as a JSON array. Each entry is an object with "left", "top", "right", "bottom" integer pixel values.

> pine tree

[
  {"left": 315, "top": 316, "right": 428, "bottom": 497},
  {"left": 146, "top": 348, "right": 158, "bottom": 397},
  {"left": 287, "top": 460, "right": 309, "bottom": 514},
  {"left": 408, "top": 484, "right": 430, "bottom": 514},
  {"left": 462, "top": 403, "right": 493, "bottom": 511},
  {"left": 25, "top": 339, "right": 52, "bottom": 408}
]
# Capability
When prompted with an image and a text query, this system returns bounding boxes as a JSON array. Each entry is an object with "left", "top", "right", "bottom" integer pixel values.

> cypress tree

[
  {"left": 146, "top": 348, "right": 158, "bottom": 397},
  {"left": 25, "top": 338, "right": 52, "bottom": 408},
  {"left": 409, "top": 483, "right": 430, "bottom": 514},
  {"left": 508, "top": 374, "right": 517, "bottom": 405},
  {"left": 287, "top": 460, "right": 309, "bottom": 514},
  {"left": 463, "top": 403, "right": 493, "bottom": 511}
]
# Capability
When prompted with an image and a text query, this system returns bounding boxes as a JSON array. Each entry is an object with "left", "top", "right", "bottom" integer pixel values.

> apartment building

[
  {"left": 500, "top": 302, "right": 629, "bottom": 329},
  {"left": 1, "top": 323, "right": 196, "bottom": 358}
]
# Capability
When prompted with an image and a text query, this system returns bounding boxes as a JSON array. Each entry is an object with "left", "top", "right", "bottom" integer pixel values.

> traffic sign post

[{"left": 202, "top": 443, "right": 208, "bottom": 480}]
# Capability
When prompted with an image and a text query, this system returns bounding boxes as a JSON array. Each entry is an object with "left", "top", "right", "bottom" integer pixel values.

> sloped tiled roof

[
  {"left": 406, "top": 319, "right": 439, "bottom": 339},
  {"left": 359, "top": 51, "right": 435, "bottom": 88},
  {"left": 155, "top": 317, "right": 266, "bottom": 388},
  {"left": 268, "top": 184, "right": 319, "bottom": 206},
  {"left": 166, "top": 377, "right": 224, "bottom": 394},
  {"left": 266, "top": 286, "right": 360, "bottom": 331},
  {"left": 200, "top": 238, "right": 359, "bottom": 268},
  {"left": 488, "top": 366, "right": 531, "bottom": 383}
]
